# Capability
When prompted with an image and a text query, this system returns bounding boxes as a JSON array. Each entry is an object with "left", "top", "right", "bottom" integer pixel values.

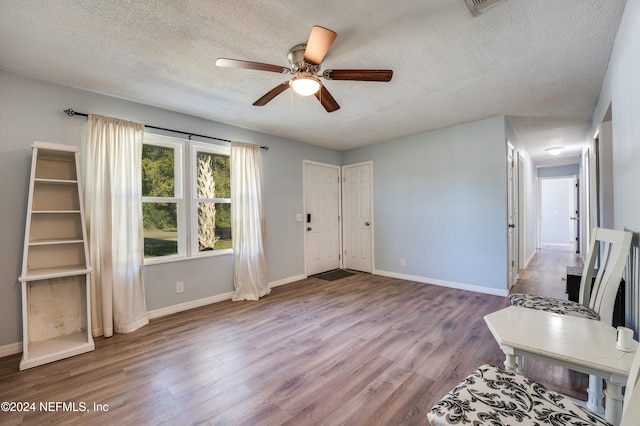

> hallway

[
  {"left": 510, "top": 245, "right": 589, "bottom": 400},
  {"left": 512, "top": 245, "right": 583, "bottom": 300}
]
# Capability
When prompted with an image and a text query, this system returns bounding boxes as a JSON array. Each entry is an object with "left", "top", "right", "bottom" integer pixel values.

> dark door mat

[{"left": 312, "top": 269, "right": 356, "bottom": 281}]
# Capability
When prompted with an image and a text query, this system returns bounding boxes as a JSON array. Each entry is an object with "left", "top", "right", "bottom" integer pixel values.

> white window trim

[
  {"left": 142, "top": 134, "right": 233, "bottom": 264},
  {"left": 142, "top": 135, "right": 186, "bottom": 263},
  {"left": 189, "top": 142, "right": 232, "bottom": 258}
]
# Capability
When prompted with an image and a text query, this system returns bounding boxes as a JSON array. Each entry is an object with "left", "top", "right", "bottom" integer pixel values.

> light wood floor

[{"left": 0, "top": 248, "right": 585, "bottom": 425}]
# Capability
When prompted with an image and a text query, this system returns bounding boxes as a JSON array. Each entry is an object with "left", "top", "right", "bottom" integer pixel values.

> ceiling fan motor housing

[{"left": 288, "top": 44, "right": 319, "bottom": 74}]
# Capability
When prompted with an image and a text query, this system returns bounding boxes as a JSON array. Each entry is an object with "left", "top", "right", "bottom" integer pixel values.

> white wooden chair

[
  {"left": 510, "top": 227, "right": 632, "bottom": 325},
  {"left": 509, "top": 227, "right": 633, "bottom": 414},
  {"left": 427, "top": 340, "right": 640, "bottom": 425}
]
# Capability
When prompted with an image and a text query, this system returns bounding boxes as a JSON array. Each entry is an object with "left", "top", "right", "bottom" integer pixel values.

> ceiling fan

[{"left": 215, "top": 26, "right": 393, "bottom": 113}]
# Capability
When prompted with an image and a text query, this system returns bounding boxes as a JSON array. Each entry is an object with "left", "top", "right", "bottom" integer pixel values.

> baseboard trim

[
  {"left": 147, "top": 274, "right": 306, "bottom": 319},
  {"left": 373, "top": 269, "right": 508, "bottom": 297},
  {"left": 147, "top": 292, "right": 234, "bottom": 319},
  {"left": 0, "top": 341, "right": 22, "bottom": 358},
  {"left": 269, "top": 274, "right": 306, "bottom": 288},
  {"left": 524, "top": 251, "right": 536, "bottom": 269}
]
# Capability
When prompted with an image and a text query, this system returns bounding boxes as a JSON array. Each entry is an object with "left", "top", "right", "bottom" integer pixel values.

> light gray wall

[
  {"left": 537, "top": 164, "right": 580, "bottom": 177},
  {"left": 591, "top": 0, "right": 640, "bottom": 234},
  {"left": 588, "top": 1, "right": 640, "bottom": 333},
  {"left": 0, "top": 70, "right": 340, "bottom": 348},
  {"left": 342, "top": 116, "right": 509, "bottom": 293}
]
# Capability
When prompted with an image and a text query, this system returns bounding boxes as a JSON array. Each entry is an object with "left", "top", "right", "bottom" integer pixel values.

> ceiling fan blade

[
  {"left": 304, "top": 26, "right": 337, "bottom": 66},
  {"left": 314, "top": 85, "right": 340, "bottom": 113},
  {"left": 253, "top": 82, "right": 291, "bottom": 106},
  {"left": 216, "top": 58, "right": 290, "bottom": 74},
  {"left": 323, "top": 69, "right": 393, "bottom": 82}
]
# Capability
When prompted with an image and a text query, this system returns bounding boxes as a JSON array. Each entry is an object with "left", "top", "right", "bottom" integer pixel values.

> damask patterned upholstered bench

[
  {"left": 509, "top": 294, "right": 600, "bottom": 320},
  {"left": 428, "top": 364, "right": 611, "bottom": 426}
]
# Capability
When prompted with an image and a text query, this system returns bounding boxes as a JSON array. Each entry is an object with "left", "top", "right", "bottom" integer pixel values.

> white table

[{"left": 484, "top": 306, "right": 637, "bottom": 425}]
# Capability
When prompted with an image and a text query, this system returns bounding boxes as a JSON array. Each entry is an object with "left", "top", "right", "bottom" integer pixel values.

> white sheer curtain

[
  {"left": 84, "top": 114, "right": 149, "bottom": 337},
  {"left": 231, "top": 142, "right": 269, "bottom": 301}
]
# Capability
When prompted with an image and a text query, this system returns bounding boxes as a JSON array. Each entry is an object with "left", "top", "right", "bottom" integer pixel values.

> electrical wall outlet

[
  {"left": 176, "top": 282, "right": 184, "bottom": 293},
  {"left": 400, "top": 258, "right": 405, "bottom": 266}
]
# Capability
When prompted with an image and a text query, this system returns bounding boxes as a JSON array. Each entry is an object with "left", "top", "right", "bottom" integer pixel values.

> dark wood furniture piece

[{"left": 566, "top": 265, "right": 625, "bottom": 327}]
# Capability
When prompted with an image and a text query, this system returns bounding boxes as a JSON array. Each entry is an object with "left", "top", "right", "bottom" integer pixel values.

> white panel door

[
  {"left": 507, "top": 143, "right": 516, "bottom": 289},
  {"left": 304, "top": 162, "right": 340, "bottom": 276},
  {"left": 343, "top": 162, "right": 372, "bottom": 273}
]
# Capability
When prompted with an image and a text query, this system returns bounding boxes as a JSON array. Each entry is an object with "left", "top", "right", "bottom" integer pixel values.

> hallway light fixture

[{"left": 545, "top": 146, "right": 564, "bottom": 156}]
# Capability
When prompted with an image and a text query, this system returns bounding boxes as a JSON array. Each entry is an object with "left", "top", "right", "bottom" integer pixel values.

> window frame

[
  {"left": 142, "top": 134, "right": 232, "bottom": 264},
  {"left": 189, "top": 142, "right": 232, "bottom": 258},
  {"left": 142, "top": 135, "right": 186, "bottom": 263}
]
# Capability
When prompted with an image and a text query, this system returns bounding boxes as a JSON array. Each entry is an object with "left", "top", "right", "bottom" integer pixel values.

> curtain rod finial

[{"left": 64, "top": 109, "right": 76, "bottom": 116}]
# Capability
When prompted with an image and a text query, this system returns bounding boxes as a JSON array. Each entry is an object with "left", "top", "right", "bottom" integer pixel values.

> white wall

[{"left": 0, "top": 70, "right": 341, "bottom": 349}]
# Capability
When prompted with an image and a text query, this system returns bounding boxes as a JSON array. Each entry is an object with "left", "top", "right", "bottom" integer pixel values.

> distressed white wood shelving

[{"left": 19, "top": 142, "right": 94, "bottom": 370}]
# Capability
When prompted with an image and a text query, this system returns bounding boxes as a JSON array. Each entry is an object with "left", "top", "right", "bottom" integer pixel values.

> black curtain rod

[{"left": 63, "top": 109, "right": 268, "bottom": 150}]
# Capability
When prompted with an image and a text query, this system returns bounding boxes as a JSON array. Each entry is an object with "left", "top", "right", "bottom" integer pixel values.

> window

[
  {"left": 142, "top": 134, "right": 231, "bottom": 261},
  {"left": 142, "top": 137, "right": 184, "bottom": 259},
  {"left": 191, "top": 144, "right": 232, "bottom": 254}
]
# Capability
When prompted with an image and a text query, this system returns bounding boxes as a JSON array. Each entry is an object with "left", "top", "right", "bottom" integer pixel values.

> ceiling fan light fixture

[
  {"left": 545, "top": 146, "right": 564, "bottom": 156},
  {"left": 290, "top": 75, "right": 321, "bottom": 96}
]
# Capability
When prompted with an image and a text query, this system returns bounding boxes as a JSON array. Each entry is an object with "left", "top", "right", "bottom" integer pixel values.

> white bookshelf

[{"left": 19, "top": 142, "right": 94, "bottom": 370}]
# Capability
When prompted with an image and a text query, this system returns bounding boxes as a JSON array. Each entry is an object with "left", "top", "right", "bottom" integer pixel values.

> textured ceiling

[{"left": 0, "top": 1, "right": 627, "bottom": 164}]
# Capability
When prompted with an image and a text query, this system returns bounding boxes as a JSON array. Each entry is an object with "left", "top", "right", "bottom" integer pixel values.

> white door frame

[
  {"left": 342, "top": 161, "right": 374, "bottom": 273},
  {"left": 303, "top": 160, "right": 342, "bottom": 276},
  {"left": 537, "top": 175, "right": 577, "bottom": 248},
  {"left": 518, "top": 153, "right": 526, "bottom": 274}
]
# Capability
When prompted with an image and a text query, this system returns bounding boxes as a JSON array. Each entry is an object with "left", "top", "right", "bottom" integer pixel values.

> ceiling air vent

[{"left": 464, "top": 0, "right": 508, "bottom": 16}]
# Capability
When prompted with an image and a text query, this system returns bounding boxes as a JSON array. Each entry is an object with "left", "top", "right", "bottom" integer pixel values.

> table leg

[
  {"left": 586, "top": 375, "right": 605, "bottom": 417},
  {"left": 603, "top": 378, "right": 625, "bottom": 425},
  {"left": 515, "top": 355, "right": 527, "bottom": 375},
  {"left": 503, "top": 352, "right": 518, "bottom": 372}
]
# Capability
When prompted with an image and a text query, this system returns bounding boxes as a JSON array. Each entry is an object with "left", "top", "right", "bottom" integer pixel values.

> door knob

[
  {"left": 365, "top": 222, "right": 370, "bottom": 226},
  {"left": 307, "top": 227, "right": 312, "bottom": 231},
  {"left": 508, "top": 224, "right": 515, "bottom": 228}
]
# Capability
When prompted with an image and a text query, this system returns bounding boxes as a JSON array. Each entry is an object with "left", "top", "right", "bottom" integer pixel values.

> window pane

[
  {"left": 197, "top": 152, "right": 230, "bottom": 199},
  {"left": 143, "top": 202, "right": 178, "bottom": 257},
  {"left": 198, "top": 202, "right": 232, "bottom": 251},
  {"left": 142, "top": 144, "right": 175, "bottom": 197}
]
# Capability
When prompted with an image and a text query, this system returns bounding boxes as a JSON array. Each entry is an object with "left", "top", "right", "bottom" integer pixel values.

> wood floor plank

[{"left": 0, "top": 253, "right": 588, "bottom": 424}]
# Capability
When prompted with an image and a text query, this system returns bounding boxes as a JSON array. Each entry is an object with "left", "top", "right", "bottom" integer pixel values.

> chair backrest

[
  {"left": 620, "top": 343, "right": 640, "bottom": 426},
  {"left": 579, "top": 227, "right": 632, "bottom": 324}
]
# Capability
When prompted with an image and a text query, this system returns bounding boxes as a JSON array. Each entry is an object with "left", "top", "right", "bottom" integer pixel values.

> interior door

[
  {"left": 507, "top": 143, "right": 516, "bottom": 289},
  {"left": 571, "top": 176, "right": 579, "bottom": 253},
  {"left": 343, "top": 162, "right": 372, "bottom": 273},
  {"left": 304, "top": 161, "right": 340, "bottom": 276}
]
